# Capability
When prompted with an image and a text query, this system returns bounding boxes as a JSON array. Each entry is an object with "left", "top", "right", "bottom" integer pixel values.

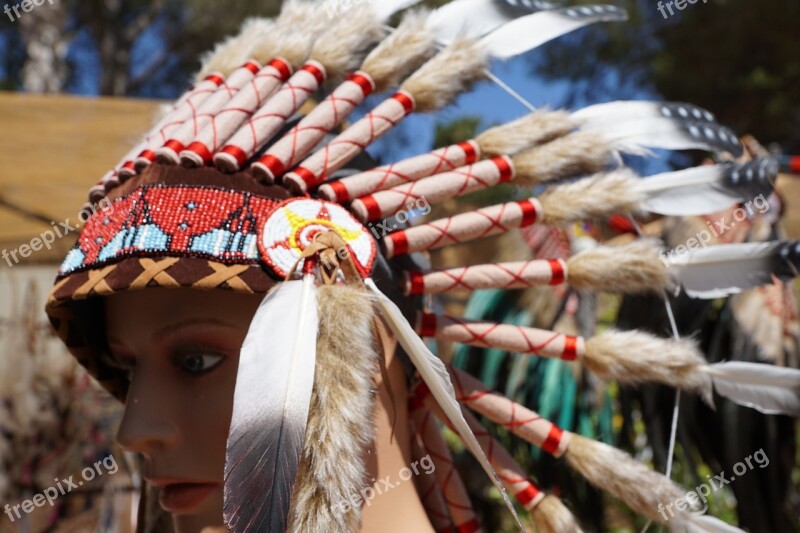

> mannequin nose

[{"left": 115, "top": 367, "right": 180, "bottom": 455}]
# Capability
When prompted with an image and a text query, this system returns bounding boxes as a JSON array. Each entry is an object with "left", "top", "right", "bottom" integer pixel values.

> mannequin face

[{"left": 105, "top": 288, "right": 264, "bottom": 533}]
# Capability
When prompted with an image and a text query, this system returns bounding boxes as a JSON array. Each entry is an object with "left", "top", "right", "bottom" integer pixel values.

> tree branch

[{"left": 124, "top": 0, "right": 166, "bottom": 44}]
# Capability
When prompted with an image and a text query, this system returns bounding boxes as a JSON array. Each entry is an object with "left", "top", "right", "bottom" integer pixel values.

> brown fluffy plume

[
  {"left": 477, "top": 109, "right": 575, "bottom": 157},
  {"left": 532, "top": 495, "right": 584, "bottom": 533},
  {"left": 567, "top": 239, "right": 671, "bottom": 293},
  {"left": 540, "top": 169, "right": 643, "bottom": 225},
  {"left": 565, "top": 434, "right": 701, "bottom": 523},
  {"left": 311, "top": 7, "right": 385, "bottom": 81},
  {"left": 361, "top": 10, "right": 436, "bottom": 92},
  {"left": 585, "top": 330, "right": 713, "bottom": 403},
  {"left": 287, "top": 285, "right": 378, "bottom": 532},
  {"left": 512, "top": 130, "right": 611, "bottom": 185},
  {"left": 195, "top": 18, "right": 273, "bottom": 81},
  {"left": 401, "top": 39, "right": 489, "bottom": 112}
]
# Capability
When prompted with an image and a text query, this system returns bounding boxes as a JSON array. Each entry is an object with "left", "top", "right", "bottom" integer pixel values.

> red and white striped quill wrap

[
  {"left": 417, "top": 313, "right": 584, "bottom": 361},
  {"left": 404, "top": 259, "right": 568, "bottom": 295},
  {"left": 214, "top": 61, "right": 327, "bottom": 172},
  {"left": 253, "top": 71, "right": 376, "bottom": 182},
  {"left": 156, "top": 61, "right": 262, "bottom": 164},
  {"left": 383, "top": 198, "right": 542, "bottom": 258},
  {"left": 318, "top": 141, "right": 481, "bottom": 203},
  {"left": 414, "top": 383, "right": 546, "bottom": 512},
  {"left": 408, "top": 421, "right": 455, "bottom": 532},
  {"left": 351, "top": 156, "right": 515, "bottom": 222},
  {"left": 116, "top": 143, "right": 152, "bottom": 183},
  {"left": 450, "top": 368, "right": 572, "bottom": 458},
  {"left": 179, "top": 58, "right": 294, "bottom": 166},
  {"left": 129, "top": 72, "right": 225, "bottom": 173},
  {"left": 88, "top": 170, "right": 118, "bottom": 203},
  {"left": 284, "top": 91, "right": 416, "bottom": 193},
  {"left": 409, "top": 397, "right": 481, "bottom": 533}
]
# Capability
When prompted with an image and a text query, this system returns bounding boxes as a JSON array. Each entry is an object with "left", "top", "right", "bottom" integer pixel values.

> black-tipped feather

[
  {"left": 638, "top": 157, "right": 778, "bottom": 216},
  {"left": 573, "top": 100, "right": 717, "bottom": 126},
  {"left": 667, "top": 240, "right": 800, "bottom": 299},
  {"left": 224, "top": 277, "right": 318, "bottom": 533}
]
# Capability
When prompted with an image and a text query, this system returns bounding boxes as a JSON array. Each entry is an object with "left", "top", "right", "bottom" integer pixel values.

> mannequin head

[{"left": 105, "top": 288, "right": 263, "bottom": 532}]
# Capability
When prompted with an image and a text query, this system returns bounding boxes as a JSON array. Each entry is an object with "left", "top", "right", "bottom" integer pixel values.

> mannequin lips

[{"left": 148, "top": 479, "right": 220, "bottom": 514}]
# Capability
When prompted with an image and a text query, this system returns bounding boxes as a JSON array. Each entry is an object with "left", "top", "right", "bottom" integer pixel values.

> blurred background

[{"left": 0, "top": 0, "right": 798, "bottom": 531}]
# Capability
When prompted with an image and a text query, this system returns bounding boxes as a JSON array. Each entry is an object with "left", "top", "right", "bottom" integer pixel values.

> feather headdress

[{"left": 45, "top": 2, "right": 799, "bottom": 532}]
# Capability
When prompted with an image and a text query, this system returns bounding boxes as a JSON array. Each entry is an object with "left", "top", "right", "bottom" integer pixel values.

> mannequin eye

[{"left": 173, "top": 352, "right": 225, "bottom": 376}]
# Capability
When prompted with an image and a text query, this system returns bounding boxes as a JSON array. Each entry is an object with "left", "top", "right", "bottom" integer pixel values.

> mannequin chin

[{"left": 105, "top": 287, "right": 433, "bottom": 533}]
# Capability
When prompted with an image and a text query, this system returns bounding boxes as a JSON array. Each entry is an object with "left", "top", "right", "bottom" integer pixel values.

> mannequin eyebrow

[{"left": 152, "top": 318, "right": 238, "bottom": 342}]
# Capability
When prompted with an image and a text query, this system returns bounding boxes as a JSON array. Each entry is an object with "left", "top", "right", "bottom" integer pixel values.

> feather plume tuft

[
  {"left": 540, "top": 169, "right": 643, "bottom": 225},
  {"left": 401, "top": 39, "right": 489, "bottom": 112},
  {"left": 568, "top": 239, "right": 671, "bottom": 293},
  {"left": 360, "top": 9, "right": 436, "bottom": 92},
  {"left": 196, "top": 18, "right": 274, "bottom": 81},
  {"left": 512, "top": 130, "right": 610, "bottom": 185},
  {"left": 532, "top": 495, "right": 583, "bottom": 533},
  {"left": 287, "top": 284, "right": 379, "bottom": 531},
  {"left": 565, "top": 434, "right": 698, "bottom": 523},
  {"left": 311, "top": 6, "right": 385, "bottom": 79},
  {"left": 224, "top": 276, "right": 318, "bottom": 532},
  {"left": 476, "top": 109, "right": 574, "bottom": 156},
  {"left": 585, "top": 330, "right": 712, "bottom": 403}
]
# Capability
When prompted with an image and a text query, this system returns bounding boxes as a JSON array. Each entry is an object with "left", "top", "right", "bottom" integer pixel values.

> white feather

[
  {"left": 666, "top": 242, "right": 780, "bottom": 299},
  {"left": 224, "top": 275, "right": 318, "bottom": 532},
  {"left": 638, "top": 165, "right": 742, "bottom": 216},
  {"left": 597, "top": 118, "right": 740, "bottom": 155},
  {"left": 572, "top": 100, "right": 716, "bottom": 126},
  {"left": 370, "top": 0, "right": 422, "bottom": 20},
  {"left": 684, "top": 514, "right": 746, "bottom": 533},
  {"left": 701, "top": 361, "right": 800, "bottom": 416},
  {"left": 364, "top": 278, "right": 524, "bottom": 531},
  {"left": 479, "top": 5, "right": 628, "bottom": 60},
  {"left": 427, "top": 0, "right": 518, "bottom": 44}
]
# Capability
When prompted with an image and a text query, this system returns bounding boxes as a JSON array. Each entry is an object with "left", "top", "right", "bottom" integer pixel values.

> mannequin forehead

[{"left": 104, "top": 288, "right": 264, "bottom": 344}]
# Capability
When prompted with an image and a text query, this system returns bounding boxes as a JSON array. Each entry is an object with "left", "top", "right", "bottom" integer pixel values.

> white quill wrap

[
  {"left": 224, "top": 275, "right": 318, "bottom": 532},
  {"left": 363, "top": 278, "right": 524, "bottom": 531},
  {"left": 702, "top": 361, "right": 800, "bottom": 416}
]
